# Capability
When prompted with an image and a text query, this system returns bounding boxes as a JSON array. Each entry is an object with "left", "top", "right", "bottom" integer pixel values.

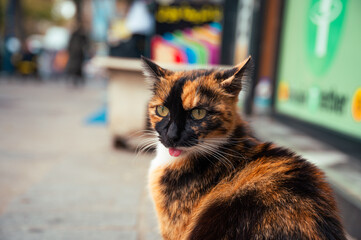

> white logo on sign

[{"left": 310, "top": 0, "right": 343, "bottom": 57}]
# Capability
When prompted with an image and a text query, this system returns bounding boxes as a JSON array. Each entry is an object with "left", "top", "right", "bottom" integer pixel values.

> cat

[{"left": 141, "top": 56, "right": 346, "bottom": 240}]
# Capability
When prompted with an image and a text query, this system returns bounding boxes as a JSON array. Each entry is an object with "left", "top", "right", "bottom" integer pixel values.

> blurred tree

[
  {"left": 22, "top": 0, "right": 62, "bottom": 36},
  {"left": 73, "top": 0, "right": 82, "bottom": 25},
  {"left": 2, "top": 0, "right": 66, "bottom": 37},
  {"left": 2, "top": 0, "right": 23, "bottom": 73},
  {"left": 23, "top": 0, "right": 53, "bottom": 21},
  {"left": 0, "top": 0, "right": 4, "bottom": 35},
  {"left": 3, "top": 0, "right": 23, "bottom": 41}
]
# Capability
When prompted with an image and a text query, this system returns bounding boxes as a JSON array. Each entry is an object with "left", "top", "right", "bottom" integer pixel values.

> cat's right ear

[
  {"left": 219, "top": 56, "right": 252, "bottom": 97},
  {"left": 141, "top": 56, "right": 170, "bottom": 88}
]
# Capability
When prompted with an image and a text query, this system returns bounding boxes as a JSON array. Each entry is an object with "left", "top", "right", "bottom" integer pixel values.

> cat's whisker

[
  {"left": 201, "top": 138, "right": 250, "bottom": 161},
  {"left": 194, "top": 145, "right": 217, "bottom": 167},
  {"left": 129, "top": 129, "right": 157, "bottom": 139},
  {"left": 207, "top": 142, "right": 247, "bottom": 164},
  {"left": 135, "top": 137, "right": 159, "bottom": 156},
  {"left": 135, "top": 137, "right": 157, "bottom": 149},
  {"left": 136, "top": 138, "right": 158, "bottom": 150},
  {"left": 203, "top": 142, "right": 247, "bottom": 162},
  {"left": 134, "top": 136, "right": 158, "bottom": 148},
  {"left": 203, "top": 141, "right": 241, "bottom": 168},
  {"left": 197, "top": 143, "right": 235, "bottom": 170},
  {"left": 204, "top": 137, "right": 249, "bottom": 145},
  {"left": 193, "top": 144, "right": 219, "bottom": 167},
  {"left": 136, "top": 141, "right": 158, "bottom": 156},
  {"left": 142, "top": 142, "right": 158, "bottom": 155}
]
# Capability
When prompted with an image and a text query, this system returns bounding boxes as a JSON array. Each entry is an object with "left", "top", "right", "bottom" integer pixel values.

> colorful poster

[
  {"left": 275, "top": 0, "right": 361, "bottom": 140},
  {"left": 151, "top": 1, "right": 223, "bottom": 64}
]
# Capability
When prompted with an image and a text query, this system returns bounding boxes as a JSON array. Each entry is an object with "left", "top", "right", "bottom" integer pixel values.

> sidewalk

[
  {"left": 0, "top": 80, "right": 359, "bottom": 239},
  {"left": 0, "top": 81, "right": 160, "bottom": 240}
]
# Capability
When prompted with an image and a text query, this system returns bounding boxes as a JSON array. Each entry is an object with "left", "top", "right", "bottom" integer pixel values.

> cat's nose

[{"left": 167, "top": 122, "right": 179, "bottom": 145}]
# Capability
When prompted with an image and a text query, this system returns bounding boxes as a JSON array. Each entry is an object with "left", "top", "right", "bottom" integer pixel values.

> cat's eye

[
  {"left": 191, "top": 108, "right": 207, "bottom": 120},
  {"left": 156, "top": 105, "right": 169, "bottom": 117}
]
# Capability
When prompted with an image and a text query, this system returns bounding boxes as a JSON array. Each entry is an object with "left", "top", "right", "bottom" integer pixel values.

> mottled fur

[{"left": 142, "top": 56, "right": 346, "bottom": 240}]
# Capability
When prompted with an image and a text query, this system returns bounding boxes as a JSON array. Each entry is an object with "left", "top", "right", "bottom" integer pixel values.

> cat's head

[{"left": 142, "top": 57, "right": 252, "bottom": 157}]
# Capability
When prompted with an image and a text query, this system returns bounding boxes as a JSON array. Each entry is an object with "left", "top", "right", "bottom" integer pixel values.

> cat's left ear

[
  {"left": 141, "top": 56, "right": 171, "bottom": 85},
  {"left": 219, "top": 56, "right": 252, "bottom": 96}
]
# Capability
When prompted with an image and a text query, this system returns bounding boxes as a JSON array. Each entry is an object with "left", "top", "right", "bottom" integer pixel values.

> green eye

[
  {"left": 156, "top": 106, "right": 169, "bottom": 117},
  {"left": 191, "top": 108, "right": 207, "bottom": 120}
]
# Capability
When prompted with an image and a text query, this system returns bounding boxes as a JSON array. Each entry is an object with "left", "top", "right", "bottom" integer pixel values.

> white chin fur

[{"left": 149, "top": 143, "right": 178, "bottom": 172}]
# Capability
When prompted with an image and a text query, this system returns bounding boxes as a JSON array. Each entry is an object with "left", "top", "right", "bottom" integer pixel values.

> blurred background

[{"left": 0, "top": 0, "right": 360, "bottom": 239}]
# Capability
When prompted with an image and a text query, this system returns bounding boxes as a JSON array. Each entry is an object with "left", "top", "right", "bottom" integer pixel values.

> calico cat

[{"left": 141, "top": 56, "right": 346, "bottom": 240}]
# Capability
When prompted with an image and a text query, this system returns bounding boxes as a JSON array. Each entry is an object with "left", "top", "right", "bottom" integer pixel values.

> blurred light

[
  {"left": 43, "top": 27, "right": 70, "bottom": 50},
  {"left": 6, "top": 37, "right": 21, "bottom": 53},
  {"left": 60, "top": 1, "right": 76, "bottom": 19},
  {"left": 27, "top": 35, "right": 43, "bottom": 54},
  {"left": 53, "top": 0, "right": 76, "bottom": 20}
]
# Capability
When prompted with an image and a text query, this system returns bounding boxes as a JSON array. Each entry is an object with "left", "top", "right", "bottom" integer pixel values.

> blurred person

[
  {"left": 17, "top": 43, "right": 37, "bottom": 77},
  {"left": 0, "top": 38, "right": 3, "bottom": 73},
  {"left": 16, "top": 41, "right": 38, "bottom": 78},
  {"left": 108, "top": 0, "right": 154, "bottom": 58},
  {"left": 66, "top": 24, "right": 89, "bottom": 86},
  {"left": 2, "top": 37, "right": 21, "bottom": 74},
  {"left": 53, "top": 50, "right": 69, "bottom": 77},
  {"left": 37, "top": 49, "right": 54, "bottom": 80}
]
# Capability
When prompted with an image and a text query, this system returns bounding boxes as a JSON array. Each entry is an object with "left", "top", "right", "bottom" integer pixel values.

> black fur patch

[
  {"left": 188, "top": 189, "right": 266, "bottom": 240},
  {"left": 187, "top": 69, "right": 214, "bottom": 81},
  {"left": 252, "top": 145, "right": 294, "bottom": 160},
  {"left": 141, "top": 56, "right": 167, "bottom": 79},
  {"left": 155, "top": 77, "right": 199, "bottom": 148},
  {"left": 280, "top": 159, "right": 321, "bottom": 199},
  {"left": 214, "top": 67, "right": 238, "bottom": 80},
  {"left": 314, "top": 214, "right": 346, "bottom": 240},
  {"left": 161, "top": 155, "right": 227, "bottom": 220}
]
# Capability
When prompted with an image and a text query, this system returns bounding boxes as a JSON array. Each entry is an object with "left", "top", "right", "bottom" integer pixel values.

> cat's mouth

[{"left": 168, "top": 147, "right": 183, "bottom": 157}]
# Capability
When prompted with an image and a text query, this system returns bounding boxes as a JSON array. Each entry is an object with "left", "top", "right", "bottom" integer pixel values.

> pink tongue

[{"left": 169, "top": 148, "right": 182, "bottom": 157}]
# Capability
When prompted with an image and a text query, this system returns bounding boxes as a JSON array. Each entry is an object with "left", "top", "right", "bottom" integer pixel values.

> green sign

[
  {"left": 276, "top": 0, "right": 361, "bottom": 140},
  {"left": 307, "top": 0, "right": 347, "bottom": 76}
]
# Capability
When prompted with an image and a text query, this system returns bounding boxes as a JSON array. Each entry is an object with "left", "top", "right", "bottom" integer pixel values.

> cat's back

[{"left": 186, "top": 144, "right": 346, "bottom": 240}]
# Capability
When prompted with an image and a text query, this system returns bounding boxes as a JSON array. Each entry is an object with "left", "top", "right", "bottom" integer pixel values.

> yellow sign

[
  {"left": 156, "top": 4, "right": 222, "bottom": 24},
  {"left": 352, "top": 88, "right": 361, "bottom": 122},
  {"left": 278, "top": 81, "right": 289, "bottom": 101}
]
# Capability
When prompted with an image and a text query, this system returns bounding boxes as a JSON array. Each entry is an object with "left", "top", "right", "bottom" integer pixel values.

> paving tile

[
  {"left": 0, "top": 211, "right": 137, "bottom": 229},
  {"left": 0, "top": 228, "right": 138, "bottom": 240}
]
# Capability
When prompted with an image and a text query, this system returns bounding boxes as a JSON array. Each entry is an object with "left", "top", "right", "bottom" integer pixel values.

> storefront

[{"left": 274, "top": 0, "right": 361, "bottom": 142}]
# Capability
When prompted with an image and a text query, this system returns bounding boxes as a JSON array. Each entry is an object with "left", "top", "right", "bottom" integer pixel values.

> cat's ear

[
  {"left": 141, "top": 56, "right": 171, "bottom": 85},
  {"left": 219, "top": 56, "right": 252, "bottom": 96}
]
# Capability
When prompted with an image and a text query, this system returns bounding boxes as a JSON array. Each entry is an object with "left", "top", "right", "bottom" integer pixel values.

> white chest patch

[{"left": 149, "top": 143, "right": 172, "bottom": 173}]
